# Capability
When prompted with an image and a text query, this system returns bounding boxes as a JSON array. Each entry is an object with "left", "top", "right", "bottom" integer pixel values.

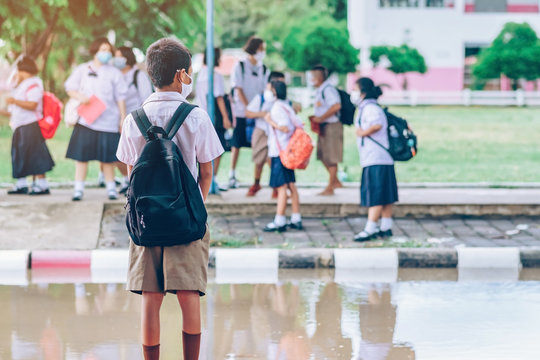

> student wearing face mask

[
  {"left": 228, "top": 36, "right": 269, "bottom": 189},
  {"left": 350, "top": 77, "right": 398, "bottom": 242},
  {"left": 244, "top": 71, "right": 285, "bottom": 197},
  {"left": 64, "top": 37, "right": 128, "bottom": 201}
]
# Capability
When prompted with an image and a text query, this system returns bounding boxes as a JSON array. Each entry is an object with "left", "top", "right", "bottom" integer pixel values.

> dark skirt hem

[
  {"left": 66, "top": 124, "right": 120, "bottom": 163},
  {"left": 269, "top": 157, "right": 296, "bottom": 188},
  {"left": 360, "top": 165, "right": 398, "bottom": 207},
  {"left": 11, "top": 122, "right": 55, "bottom": 178}
]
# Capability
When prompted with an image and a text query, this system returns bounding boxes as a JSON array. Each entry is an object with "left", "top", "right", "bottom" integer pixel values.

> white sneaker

[
  {"left": 228, "top": 177, "right": 239, "bottom": 189},
  {"left": 72, "top": 190, "right": 84, "bottom": 201},
  {"left": 108, "top": 189, "right": 118, "bottom": 200}
]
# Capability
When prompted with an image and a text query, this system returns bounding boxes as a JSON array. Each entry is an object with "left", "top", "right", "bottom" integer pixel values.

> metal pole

[{"left": 206, "top": 0, "right": 219, "bottom": 195}]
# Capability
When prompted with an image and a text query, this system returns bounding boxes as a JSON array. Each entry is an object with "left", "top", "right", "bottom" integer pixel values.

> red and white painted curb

[{"left": 0, "top": 250, "right": 30, "bottom": 285}]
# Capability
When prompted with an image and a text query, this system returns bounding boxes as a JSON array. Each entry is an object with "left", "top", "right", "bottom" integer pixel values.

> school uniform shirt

[
  {"left": 64, "top": 61, "right": 128, "bottom": 133},
  {"left": 355, "top": 100, "right": 394, "bottom": 168},
  {"left": 314, "top": 80, "right": 341, "bottom": 124},
  {"left": 195, "top": 66, "right": 226, "bottom": 112},
  {"left": 9, "top": 77, "right": 43, "bottom": 131},
  {"left": 123, "top": 67, "right": 154, "bottom": 115},
  {"left": 116, "top": 91, "right": 224, "bottom": 182},
  {"left": 267, "top": 100, "right": 297, "bottom": 158},
  {"left": 230, "top": 59, "right": 269, "bottom": 118},
  {"left": 246, "top": 94, "right": 274, "bottom": 135}
]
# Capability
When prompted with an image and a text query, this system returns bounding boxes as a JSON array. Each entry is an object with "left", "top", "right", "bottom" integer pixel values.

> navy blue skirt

[
  {"left": 360, "top": 165, "right": 398, "bottom": 207},
  {"left": 11, "top": 122, "right": 55, "bottom": 178},
  {"left": 269, "top": 157, "right": 296, "bottom": 188},
  {"left": 231, "top": 117, "right": 251, "bottom": 148},
  {"left": 66, "top": 124, "right": 120, "bottom": 163}
]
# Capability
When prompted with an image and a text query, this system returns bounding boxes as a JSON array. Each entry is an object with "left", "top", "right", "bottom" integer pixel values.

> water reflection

[{"left": 1, "top": 273, "right": 540, "bottom": 359}]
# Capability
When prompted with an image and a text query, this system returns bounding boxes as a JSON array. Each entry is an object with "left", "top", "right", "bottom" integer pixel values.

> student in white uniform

[
  {"left": 64, "top": 37, "right": 127, "bottom": 201},
  {"left": 195, "top": 47, "right": 232, "bottom": 190},
  {"left": 112, "top": 45, "right": 154, "bottom": 194},
  {"left": 2, "top": 56, "right": 54, "bottom": 195},
  {"left": 229, "top": 36, "right": 269, "bottom": 188},
  {"left": 309, "top": 65, "right": 343, "bottom": 196},
  {"left": 116, "top": 38, "right": 223, "bottom": 360},
  {"left": 244, "top": 71, "right": 285, "bottom": 197},
  {"left": 263, "top": 81, "right": 302, "bottom": 232},
  {"left": 350, "top": 77, "right": 398, "bottom": 242}
]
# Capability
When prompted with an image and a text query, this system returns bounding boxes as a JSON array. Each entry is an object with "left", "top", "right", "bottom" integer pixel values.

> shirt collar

[{"left": 143, "top": 91, "right": 186, "bottom": 105}]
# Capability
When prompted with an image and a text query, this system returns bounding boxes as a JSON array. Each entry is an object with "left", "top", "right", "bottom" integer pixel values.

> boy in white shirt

[{"left": 116, "top": 38, "right": 223, "bottom": 360}]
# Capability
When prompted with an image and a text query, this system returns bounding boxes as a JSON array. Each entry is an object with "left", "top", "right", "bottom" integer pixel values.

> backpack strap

[
  {"left": 165, "top": 103, "right": 198, "bottom": 140},
  {"left": 132, "top": 108, "right": 153, "bottom": 142},
  {"left": 132, "top": 69, "right": 140, "bottom": 89}
]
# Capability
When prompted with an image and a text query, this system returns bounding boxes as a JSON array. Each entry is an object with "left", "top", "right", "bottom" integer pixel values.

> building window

[
  {"left": 380, "top": 0, "right": 455, "bottom": 7},
  {"left": 379, "top": 0, "right": 420, "bottom": 7}
]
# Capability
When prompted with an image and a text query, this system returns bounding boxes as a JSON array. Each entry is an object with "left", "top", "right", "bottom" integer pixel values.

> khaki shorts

[
  {"left": 317, "top": 121, "right": 343, "bottom": 167},
  {"left": 251, "top": 127, "right": 269, "bottom": 166},
  {"left": 126, "top": 225, "right": 210, "bottom": 296}
]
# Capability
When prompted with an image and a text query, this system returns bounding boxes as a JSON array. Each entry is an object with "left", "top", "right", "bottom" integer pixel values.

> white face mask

[
  {"left": 263, "top": 89, "right": 275, "bottom": 102},
  {"left": 254, "top": 51, "right": 266, "bottom": 63},
  {"left": 350, "top": 90, "right": 362, "bottom": 106},
  {"left": 178, "top": 71, "right": 193, "bottom": 98}
]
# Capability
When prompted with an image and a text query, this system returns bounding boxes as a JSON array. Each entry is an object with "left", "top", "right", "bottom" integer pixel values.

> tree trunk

[
  {"left": 401, "top": 74, "right": 408, "bottom": 91},
  {"left": 512, "top": 79, "right": 519, "bottom": 91}
]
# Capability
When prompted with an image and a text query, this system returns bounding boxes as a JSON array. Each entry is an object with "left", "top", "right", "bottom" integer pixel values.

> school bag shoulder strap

[
  {"left": 239, "top": 60, "right": 267, "bottom": 79},
  {"left": 132, "top": 69, "right": 140, "bottom": 89},
  {"left": 320, "top": 84, "right": 334, "bottom": 101},
  {"left": 131, "top": 108, "right": 153, "bottom": 142},
  {"left": 165, "top": 102, "right": 198, "bottom": 140}
]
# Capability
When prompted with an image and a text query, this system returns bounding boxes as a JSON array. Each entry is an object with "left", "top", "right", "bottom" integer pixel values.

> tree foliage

[
  {"left": 282, "top": 14, "right": 359, "bottom": 74},
  {"left": 473, "top": 22, "right": 540, "bottom": 89},
  {"left": 370, "top": 44, "right": 427, "bottom": 90}
]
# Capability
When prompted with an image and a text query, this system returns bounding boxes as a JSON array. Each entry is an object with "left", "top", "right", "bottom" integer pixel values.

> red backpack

[
  {"left": 26, "top": 84, "right": 63, "bottom": 139},
  {"left": 273, "top": 104, "right": 313, "bottom": 170}
]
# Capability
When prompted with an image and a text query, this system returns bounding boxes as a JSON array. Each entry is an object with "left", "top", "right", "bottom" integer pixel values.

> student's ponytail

[{"left": 357, "top": 77, "right": 383, "bottom": 100}]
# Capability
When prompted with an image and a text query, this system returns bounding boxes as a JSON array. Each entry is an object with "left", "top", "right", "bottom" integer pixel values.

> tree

[
  {"left": 282, "top": 14, "right": 359, "bottom": 74},
  {"left": 473, "top": 22, "right": 540, "bottom": 90},
  {"left": 369, "top": 44, "right": 427, "bottom": 90}
]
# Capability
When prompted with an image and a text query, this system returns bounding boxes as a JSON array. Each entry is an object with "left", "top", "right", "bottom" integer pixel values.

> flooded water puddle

[{"left": 1, "top": 269, "right": 540, "bottom": 359}]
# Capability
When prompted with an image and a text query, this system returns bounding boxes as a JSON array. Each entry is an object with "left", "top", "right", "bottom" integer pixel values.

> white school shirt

[
  {"left": 314, "top": 79, "right": 341, "bottom": 124},
  {"left": 195, "top": 66, "right": 226, "bottom": 112},
  {"left": 267, "top": 100, "right": 297, "bottom": 158},
  {"left": 116, "top": 91, "right": 224, "bottom": 182},
  {"left": 123, "top": 67, "right": 154, "bottom": 115},
  {"left": 246, "top": 94, "right": 274, "bottom": 135},
  {"left": 231, "top": 59, "right": 269, "bottom": 118},
  {"left": 355, "top": 100, "right": 394, "bottom": 168},
  {"left": 9, "top": 77, "right": 43, "bottom": 130},
  {"left": 64, "top": 61, "right": 128, "bottom": 133}
]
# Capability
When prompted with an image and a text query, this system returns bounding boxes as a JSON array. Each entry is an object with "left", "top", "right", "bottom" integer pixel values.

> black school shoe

[
  {"left": 353, "top": 230, "right": 379, "bottom": 242},
  {"left": 288, "top": 221, "right": 303, "bottom": 231},
  {"left": 7, "top": 187, "right": 28, "bottom": 195},
  {"left": 379, "top": 229, "right": 393, "bottom": 238},
  {"left": 263, "top": 222, "right": 287, "bottom": 233},
  {"left": 29, "top": 188, "right": 51, "bottom": 195}
]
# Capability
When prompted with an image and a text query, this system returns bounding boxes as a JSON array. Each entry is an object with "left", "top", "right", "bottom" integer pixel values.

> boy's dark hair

[
  {"left": 16, "top": 56, "right": 39, "bottom": 75},
  {"left": 357, "top": 77, "right": 383, "bottom": 100},
  {"left": 118, "top": 46, "right": 137, "bottom": 67},
  {"left": 243, "top": 36, "right": 264, "bottom": 55},
  {"left": 269, "top": 71, "right": 285, "bottom": 82},
  {"left": 146, "top": 38, "right": 192, "bottom": 89},
  {"left": 271, "top": 80, "right": 287, "bottom": 100},
  {"left": 310, "top": 64, "right": 328, "bottom": 80},
  {"left": 203, "top": 47, "right": 221, "bottom": 67},
  {"left": 89, "top": 37, "right": 113, "bottom": 56}
]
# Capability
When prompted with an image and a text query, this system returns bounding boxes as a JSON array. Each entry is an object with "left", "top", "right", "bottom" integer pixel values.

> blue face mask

[
  {"left": 112, "top": 57, "right": 127, "bottom": 69},
  {"left": 96, "top": 51, "right": 112, "bottom": 64}
]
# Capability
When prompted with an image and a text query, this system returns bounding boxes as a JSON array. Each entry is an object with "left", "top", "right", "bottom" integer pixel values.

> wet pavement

[
  {"left": 1, "top": 269, "right": 540, "bottom": 360},
  {"left": 98, "top": 213, "right": 540, "bottom": 249}
]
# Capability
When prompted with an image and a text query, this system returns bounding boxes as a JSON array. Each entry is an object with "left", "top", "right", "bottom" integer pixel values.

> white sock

[
  {"left": 98, "top": 172, "right": 105, "bottom": 182},
  {"left": 37, "top": 178, "right": 49, "bottom": 189},
  {"left": 74, "top": 181, "right": 85, "bottom": 192},
  {"left": 274, "top": 215, "right": 287, "bottom": 227},
  {"left": 364, "top": 220, "right": 378, "bottom": 234},
  {"left": 229, "top": 169, "right": 236, "bottom": 178},
  {"left": 106, "top": 181, "right": 116, "bottom": 192},
  {"left": 291, "top": 213, "right": 302, "bottom": 223},
  {"left": 380, "top": 217, "right": 393, "bottom": 231},
  {"left": 16, "top": 178, "right": 27, "bottom": 189}
]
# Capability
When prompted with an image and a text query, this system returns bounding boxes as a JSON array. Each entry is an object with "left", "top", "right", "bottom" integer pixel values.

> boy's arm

[{"left": 198, "top": 161, "right": 213, "bottom": 201}]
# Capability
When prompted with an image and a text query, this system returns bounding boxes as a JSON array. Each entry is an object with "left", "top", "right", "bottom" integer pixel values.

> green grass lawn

[{"left": 1, "top": 106, "right": 540, "bottom": 185}]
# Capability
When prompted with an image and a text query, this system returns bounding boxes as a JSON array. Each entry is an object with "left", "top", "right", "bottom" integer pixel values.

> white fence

[{"left": 288, "top": 87, "right": 540, "bottom": 108}]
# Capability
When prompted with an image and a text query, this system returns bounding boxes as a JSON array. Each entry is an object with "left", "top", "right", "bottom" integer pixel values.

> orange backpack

[{"left": 273, "top": 104, "right": 313, "bottom": 170}]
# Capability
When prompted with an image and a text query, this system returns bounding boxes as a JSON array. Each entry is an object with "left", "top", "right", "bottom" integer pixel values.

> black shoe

[
  {"left": 29, "top": 188, "right": 51, "bottom": 196},
  {"left": 353, "top": 231, "right": 379, "bottom": 242},
  {"left": 288, "top": 221, "right": 303, "bottom": 231},
  {"left": 7, "top": 187, "right": 28, "bottom": 195},
  {"left": 263, "top": 222, "right": 287, "bottom": 233},
  {"left": 378, "top": 229, "right": 393, "bottom": 238}
]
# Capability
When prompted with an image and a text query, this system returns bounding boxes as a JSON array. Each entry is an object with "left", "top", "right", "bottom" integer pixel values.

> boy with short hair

[{"left": 116, "top": 38, "right": 223, "bottom": 360}]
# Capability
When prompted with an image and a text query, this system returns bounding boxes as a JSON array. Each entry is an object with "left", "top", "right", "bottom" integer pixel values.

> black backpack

[
  {"left": 368, "top": 108, "right": 418, "bottom": 162},
  {"left": 126, "top": 103, "right": 208, "bottom": 247},
  {"left": 321, "top": 86, "right": 355, "bottom": 126}
]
